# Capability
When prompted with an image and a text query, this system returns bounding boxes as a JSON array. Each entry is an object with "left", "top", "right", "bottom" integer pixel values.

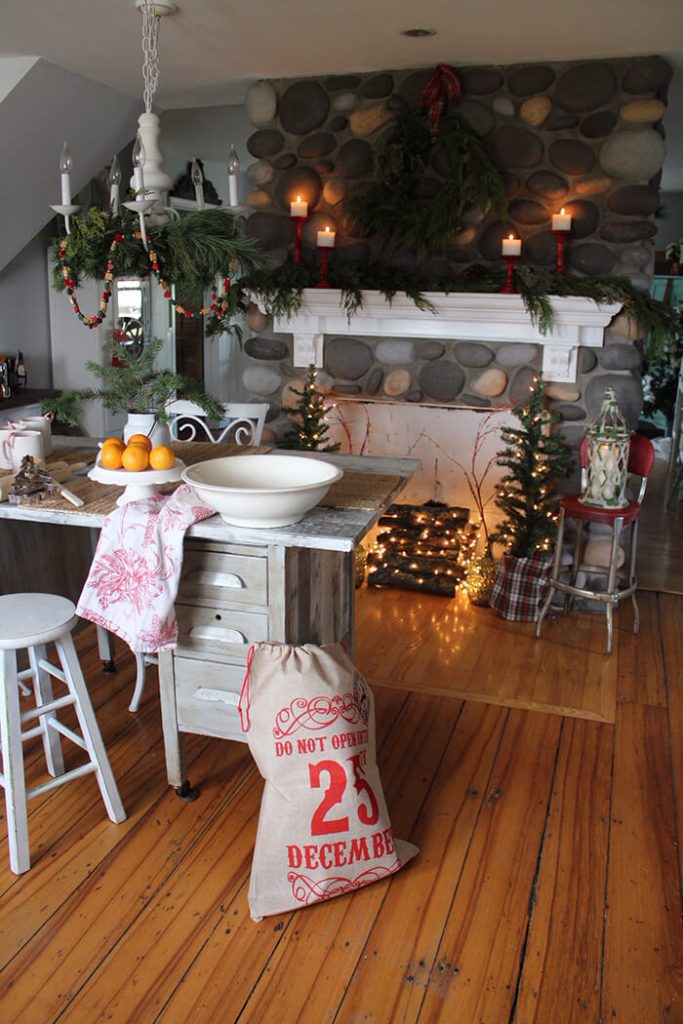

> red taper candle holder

[
  {"left": 316, "top": 246, "right": 331, "bottom": 288},
  {"left": 500, "top": 254, "right": 519, "bottom": 294},
  {"left": 292, "top": 216, "right": 307, "bottom": 264},
  {"left": 553, "top": 231, "right": 567, "bottom": 275}
]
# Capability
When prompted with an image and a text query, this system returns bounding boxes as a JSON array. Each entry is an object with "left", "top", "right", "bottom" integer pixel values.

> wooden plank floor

[{"left": 0, "top": 596, "right": 681, "bottom": 1024}]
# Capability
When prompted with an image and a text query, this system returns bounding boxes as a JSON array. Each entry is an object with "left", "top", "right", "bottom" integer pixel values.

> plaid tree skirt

[{"left": 489, "top": 552, "right": 553, "bottom": 622}]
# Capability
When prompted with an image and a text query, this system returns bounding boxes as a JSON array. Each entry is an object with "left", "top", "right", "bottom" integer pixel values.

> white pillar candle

[
  {"left": 501, "top": 234, "right": 521, "bottom": 256},
  {"left": 59, "top": 141, "right": 72, "bottom": 205},
  {"left": 227, "top": 144, "right": 240, "bottom": 207},
  {"left": 290, "top": 195, "right": 308, "bottom": 218},
  {"left": 317, "top": 226, "right": 336, "bottom": 247},
  {"left": 552, "top": 207, "right": 572, "bottom": 231}
]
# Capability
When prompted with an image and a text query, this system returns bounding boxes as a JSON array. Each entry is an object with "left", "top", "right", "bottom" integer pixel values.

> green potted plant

[
  {"left": 488, "top": 374, "right": 572, "bottom": 621},
  {"left": 42, "top": 335, "right": 224, "bottom": 444}
]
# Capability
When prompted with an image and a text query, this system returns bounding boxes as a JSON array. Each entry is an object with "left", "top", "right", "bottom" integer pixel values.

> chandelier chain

[{"left": 141, "top": 1, "right": 161, "bottom": 113}]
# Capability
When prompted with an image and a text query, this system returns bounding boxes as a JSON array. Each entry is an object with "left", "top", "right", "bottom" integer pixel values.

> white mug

[
  {"left": 20, "top": 415, "right": 52, "bottom": 455},
  {"left": 0, "top": 426, "right": 15, "bottom": 469},
  {"left": 2, "top": 429, "right": 45, "bottom": 473}
]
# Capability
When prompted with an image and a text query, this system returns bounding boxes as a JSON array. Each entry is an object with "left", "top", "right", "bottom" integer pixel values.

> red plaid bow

[{"left": 418, "top": 64, "right": 462, "bottom": 137}]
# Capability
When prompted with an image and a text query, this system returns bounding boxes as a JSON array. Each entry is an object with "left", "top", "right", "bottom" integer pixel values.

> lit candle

[
  {"left": 132, "top": 134, "right": 146, "bottom": 196},
  {"left": 227, "top": 144, "right": 240, "bottom": 207},
  {"left": 60, "top": 141, "right": 72, "bottom": 205},
  {"left": 290, "top": 195, "right": 308, "bottom": 218},
  {"left": 552, "top": 207, "right": 572, "bottom": 232},
  {"left": 501, "top": 233, "right": 521, "bottom": 257},
  {"left": 191, "top": 158, "right": 205, "bottom": 209},
  {"left": 317, "top": 226, "right": 336, "bottom": 248},
  {"left": 108, "top": 154, "right": 121, "bottom": 214}
]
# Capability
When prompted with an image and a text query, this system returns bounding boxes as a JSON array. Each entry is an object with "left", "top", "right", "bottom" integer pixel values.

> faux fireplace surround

[{"left": 258, "top": 290, "right": 623, "bottom": 383}]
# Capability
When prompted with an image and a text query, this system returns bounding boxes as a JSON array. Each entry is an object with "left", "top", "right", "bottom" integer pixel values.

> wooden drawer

[
  {"left": 178, "top": 548, "right": 267, "bottom": 608},
  {"left": 174, "top": 657, "right": 247, "bottom": 742},
  {"left": 175, "top": 603, "right": 269, "bottom": 661}
]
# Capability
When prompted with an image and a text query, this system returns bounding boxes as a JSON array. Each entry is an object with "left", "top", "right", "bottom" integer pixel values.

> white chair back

[{"left": 166, "top": 400, "right": 268, "bottom": 446}]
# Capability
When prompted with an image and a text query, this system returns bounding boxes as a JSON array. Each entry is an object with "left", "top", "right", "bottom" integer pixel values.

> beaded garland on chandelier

[{"left": 56, "top": 232, "right": 234, "bottom": 329}]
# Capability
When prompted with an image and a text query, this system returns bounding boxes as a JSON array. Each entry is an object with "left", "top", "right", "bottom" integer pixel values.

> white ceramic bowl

[{"left": 182, "top": 454, "right": 343, "bottom": 528}]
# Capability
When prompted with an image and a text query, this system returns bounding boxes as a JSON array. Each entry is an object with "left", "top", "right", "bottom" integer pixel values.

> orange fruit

[
  {"left": 127, "top": 433, "right": 153, "bottom": 451},
  {"left": 101, "top": 436, "right": 125, "bottom": 452},
  {"left": 121, "top": 444, "right": 150, "bottom": 472},
  {"left": 100, "top": 444, "right": 123, "bottom": 470},
  {"left": 149, "top": 445, "right": 175, "bottom": 470}
]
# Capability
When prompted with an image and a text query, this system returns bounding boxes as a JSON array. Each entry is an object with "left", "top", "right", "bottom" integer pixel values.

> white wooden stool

[{"left": 0, "top": 594, "right": 126, "bottom": 874}]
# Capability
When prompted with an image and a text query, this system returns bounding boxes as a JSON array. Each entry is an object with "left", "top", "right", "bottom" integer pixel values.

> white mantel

[{"left": 259, "top": 290, "right": 622, "bottom": 383}]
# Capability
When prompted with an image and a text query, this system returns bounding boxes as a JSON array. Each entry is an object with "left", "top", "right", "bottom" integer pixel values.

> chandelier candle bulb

[
  {"left": 109, "top": 155, "right": 121, "bottom": 214},
  {"left": 132, "top": 135, "right": 146, "bottom": 195},
  {"left": 552, "top": 207, "right": 572, "bottom": 232},
  {"left": 191, "top": 159, "right": 205, "bottom": 209},
  {"left": 501, "top": 234, "right": 521, "bottom": 257},
  {"left": 59, "top": 142, "right": 72, "bottom": 205},
  {"left": 317, "top": 226, "right": 336, "bottom": 248},
  {"left": 227, "top": 145, "right": 240, "bottom": 206}
]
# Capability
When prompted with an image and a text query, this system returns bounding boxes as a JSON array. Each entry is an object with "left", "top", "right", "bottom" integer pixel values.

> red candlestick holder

[
  {"left": 500, "top": 254, "right": 519, "bottom": 293},
  {"left": 292, "top": 216, "right": 307, "bottom": 264},
  {"left": 316, "top": 246, "right": 331, "bottom": 288},
  {"left": 553, "top": 231, "right": 567, "bottom": 274}
]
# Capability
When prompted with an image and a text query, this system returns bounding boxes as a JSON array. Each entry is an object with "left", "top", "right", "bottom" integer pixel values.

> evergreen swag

[
  {"left": 42, "top": 336, "right": 224, "bottom": 427},
  {"left": 344, "top": 106, "right": 506, "bottom": 256},
  {"left": 280, "top": 365, "right": 340, "bottom": 452},
  {"left": 241, "top": 257, "right": 677, "bottom": 351},
  {"left": 490, "top": 375, "right": 572, "bottom": 559},
  {"left": 52, "top": 206, "right": 266, "bottom": 336}
]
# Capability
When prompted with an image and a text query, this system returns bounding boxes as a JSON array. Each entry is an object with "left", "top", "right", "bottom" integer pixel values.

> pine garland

[
  {"left": 490, "top": 374, "right": 573, "bottom": 559},
  {"left": 42, "top": 336, "right": 224, "bottom": 427},
  {"left": 241, "top": 257, "right": 676, "bottom": 343}
]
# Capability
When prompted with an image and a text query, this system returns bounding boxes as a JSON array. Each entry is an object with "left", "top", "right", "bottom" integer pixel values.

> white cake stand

[{"left": 89, "top": 459, "right": 186, "bottom": 505}]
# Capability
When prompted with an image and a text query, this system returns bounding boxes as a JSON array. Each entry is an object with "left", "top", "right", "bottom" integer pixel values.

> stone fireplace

[{"left": 233, "top": 53, "right": 668, "bottom": 508}]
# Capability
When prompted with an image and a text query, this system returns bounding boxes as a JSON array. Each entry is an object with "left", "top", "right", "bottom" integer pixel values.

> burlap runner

[{"left": 15, "top": 443, "right": 401, "bottom": 517}]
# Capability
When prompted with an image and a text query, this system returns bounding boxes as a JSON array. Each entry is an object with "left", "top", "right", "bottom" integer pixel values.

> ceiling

[{"left": 2, "top": 0, "right": 683, "bottom": 183}]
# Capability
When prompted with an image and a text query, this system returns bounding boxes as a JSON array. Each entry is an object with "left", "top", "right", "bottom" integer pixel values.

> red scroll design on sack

[
  {"left": 273, "top": 692, "right": 363, "bottom": 738},
  {"left": 288, "top": 862, "right": 402, "bottom": 905}
]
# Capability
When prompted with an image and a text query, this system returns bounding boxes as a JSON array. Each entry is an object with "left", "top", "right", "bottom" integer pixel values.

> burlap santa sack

[{"left": 239, "top": 642, "right": 418, "bottom": 922}]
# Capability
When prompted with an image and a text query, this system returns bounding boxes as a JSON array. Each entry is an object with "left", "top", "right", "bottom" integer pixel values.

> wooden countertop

[{"left": 0, "top": 438, "right": 419, "bottom": 553}]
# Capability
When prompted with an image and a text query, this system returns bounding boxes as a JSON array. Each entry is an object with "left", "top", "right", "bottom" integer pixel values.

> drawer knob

[
  {"left": 193, "top": 687, "right": 240, "bottom": 707},
  {"left": 189, "top": 625, "right": 247, "bottom": 645}
]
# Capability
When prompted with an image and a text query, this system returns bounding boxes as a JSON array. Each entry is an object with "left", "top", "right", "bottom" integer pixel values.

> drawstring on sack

[{"left": 239, "top": 644, "right": 255, "bottom": 733}]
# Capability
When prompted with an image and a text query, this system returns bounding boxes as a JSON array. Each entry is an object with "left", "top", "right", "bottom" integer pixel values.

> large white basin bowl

[{"left": 182, "top": 454, "right": 343, "bottom": 528}]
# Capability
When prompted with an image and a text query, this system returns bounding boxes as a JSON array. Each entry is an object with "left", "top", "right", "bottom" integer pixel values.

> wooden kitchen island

[{"left": 0, "top": 440, "right": 418, "bottom": 795}]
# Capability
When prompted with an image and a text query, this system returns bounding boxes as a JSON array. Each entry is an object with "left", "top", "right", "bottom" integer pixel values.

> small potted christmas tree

[
  {"left": 489, "top": 374, "right": 572, "bottom": 621},
  {"left": 279, "top": 365, "right": 340, "bottom": 452}
]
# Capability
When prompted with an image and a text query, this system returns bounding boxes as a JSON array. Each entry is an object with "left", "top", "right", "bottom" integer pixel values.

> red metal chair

[{"left": 536, "top": 433, "right": 655, "bottom": 655}]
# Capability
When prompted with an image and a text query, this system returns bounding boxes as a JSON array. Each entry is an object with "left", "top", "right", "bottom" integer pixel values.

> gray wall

[
  {"left": 655, "top": 191, "right": 683, "bottom": 249},
  {"left": 0, "top": 236, "right": 52, "bottom": 387}
]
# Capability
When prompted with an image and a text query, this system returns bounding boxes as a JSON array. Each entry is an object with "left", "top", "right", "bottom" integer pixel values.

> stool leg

[
  {"left": 0, "top": 650, "right": 30, "bottom": 874},
  {"left": 55, "top": 634, "right": 126, "bottom": 824},
  {"left": 566, "top": 520, "right": 584, "bottom": 614},
  {"left": 29, "top": 644, "right": 65, "bottom": 778},
  {"left": 537, "top": 508, "right": 565, "bottom": 638},
  {"left": 96, "top": 626, "right": 116, "bottom": 675},
  {"left": 605, "top": 518, "right": 624, "bottom": 657},
  {"left": 629, "top": 519, "right": 640, "bottom": 635},
  {"left": 129, "top": 653, "right": 146, "bottom": 714}
]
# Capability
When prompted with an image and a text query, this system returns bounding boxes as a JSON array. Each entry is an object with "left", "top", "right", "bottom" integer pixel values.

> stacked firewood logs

[{"left": 366, "top": 500, "right": 479, "bottom": 596}]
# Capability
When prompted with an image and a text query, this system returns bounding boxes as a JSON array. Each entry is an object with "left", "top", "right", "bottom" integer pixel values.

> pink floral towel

[{"left": 77, "top": 484, "right": 215, "bottom": 653}]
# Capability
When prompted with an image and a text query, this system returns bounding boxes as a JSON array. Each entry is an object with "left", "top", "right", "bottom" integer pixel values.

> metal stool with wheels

[
  {"left": 536, "top": 434, "right": 655, "bottom": 656},
  {"left": 0, "top": 593, "right": 126, "bottom": 874}
]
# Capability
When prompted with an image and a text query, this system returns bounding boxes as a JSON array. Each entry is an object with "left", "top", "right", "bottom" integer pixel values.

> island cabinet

[{"left": 158, "top": 537, "right": 357, "bottom": 792}]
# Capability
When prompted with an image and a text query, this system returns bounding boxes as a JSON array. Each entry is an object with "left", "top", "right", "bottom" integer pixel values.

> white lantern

[{"left": 581, "top": 387, "right": 631, "bottom": 509}]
